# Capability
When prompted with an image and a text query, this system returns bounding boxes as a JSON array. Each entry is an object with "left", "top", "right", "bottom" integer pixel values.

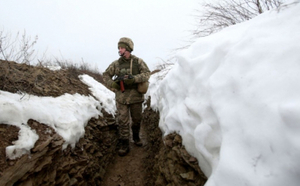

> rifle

[{"left": 115, "top": 74, "right": 134, "bottom": 93}]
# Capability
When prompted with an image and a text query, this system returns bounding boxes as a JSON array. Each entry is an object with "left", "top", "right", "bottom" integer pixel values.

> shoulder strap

[
  {"left": 130, "top": 59, "right": 133, "bottom": 74},
  {"left": 130, "top": 57, "right": 142, "bottom": 75}
]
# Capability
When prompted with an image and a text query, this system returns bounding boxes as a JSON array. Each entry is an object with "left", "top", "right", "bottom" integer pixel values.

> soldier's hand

[
  {"left": 111, "top": 82, "right": 120, "bottom": 90},
  {"left": 124, "top": 77, "right": 135, "bottom": 85}
]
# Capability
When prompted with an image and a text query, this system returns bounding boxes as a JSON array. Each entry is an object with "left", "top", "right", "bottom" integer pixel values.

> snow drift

[{"left": 149, "top": 2, "right": 300, "bottom": 186}]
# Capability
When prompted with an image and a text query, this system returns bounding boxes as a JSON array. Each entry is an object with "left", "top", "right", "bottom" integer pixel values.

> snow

[
  {"left": 79, "top": 74, "right": 116, "bottom": 116},
  {"left": 149, "top": 1, "right": 300, "bottom": 186},
  {"left": 1, "top": 75, "right": 116, "bottom": 159},
  {"left": 0, "top": 1, "right": 300, "bottom": 186}
]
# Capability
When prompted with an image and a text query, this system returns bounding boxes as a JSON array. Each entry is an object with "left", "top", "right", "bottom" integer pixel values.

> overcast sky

[{"left": 0, "top": 0, "right": 200, "bottom": 71}]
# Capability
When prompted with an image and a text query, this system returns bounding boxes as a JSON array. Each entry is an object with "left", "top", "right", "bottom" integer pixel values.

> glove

[
  {"left": 111, "top": 82, "right": 120, "bottom": 90},
  {"left": 124, "top": 77, "right": 135, "bottom": 85}
]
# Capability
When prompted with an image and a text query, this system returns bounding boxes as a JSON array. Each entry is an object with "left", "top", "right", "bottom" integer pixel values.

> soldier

[{"left": 103, "top": 37, "right": 150, "bottom": 156}]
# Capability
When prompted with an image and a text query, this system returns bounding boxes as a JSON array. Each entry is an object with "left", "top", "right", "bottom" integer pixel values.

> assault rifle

[{"left": 115, "top": 74, "right": 134, "bottom": 93}]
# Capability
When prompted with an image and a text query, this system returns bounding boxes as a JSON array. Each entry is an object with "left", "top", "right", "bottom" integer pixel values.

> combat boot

[
  {"left": 118, "top": 139, "right": 129, "bottom": 156},
  {"left": 133, "top": 130, "right": 143, "bottom": 147}
]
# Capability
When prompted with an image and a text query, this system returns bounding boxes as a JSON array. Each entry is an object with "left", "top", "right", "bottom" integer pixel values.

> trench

[
  {"left": 0, "top": 100, "right": 207, "bottom": 186},
  {"left": 100, "top": 100, "right": 207, "bottom": 186},
  {"left": 0, "top": 60, "right": 207, "bottom": 185}
]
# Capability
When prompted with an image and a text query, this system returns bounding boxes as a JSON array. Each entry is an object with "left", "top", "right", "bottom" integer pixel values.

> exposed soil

[
  {"left": 101, "top": 112, "right": 154, "bottom": 186},
  {"left": 0, "top": 59, "right": 102, "bottom": 177},
  {"left": 0, "top": 59, "right": 103, "bottom": 97},
  {"left": 102, "top": 144, "right": 148, "bottom": 186},
  {"left": 0, "top": 60, "right": 207, "bottom": 186},
  {"left": 0, "top": 124, "right": 19, "bottom": 174}
]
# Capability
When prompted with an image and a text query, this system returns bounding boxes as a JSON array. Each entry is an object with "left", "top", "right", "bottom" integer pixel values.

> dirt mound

[
  {"left": 0, "top": 60, "right": 116, "bottom": 185},
  {"left": 0, "top": 59, "right": 101, "bottom": 97}
]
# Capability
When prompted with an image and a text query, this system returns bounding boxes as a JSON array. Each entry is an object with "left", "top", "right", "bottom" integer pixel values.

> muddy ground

[{"left": 0, "top": 60, "right": 207, "bottom": 186}]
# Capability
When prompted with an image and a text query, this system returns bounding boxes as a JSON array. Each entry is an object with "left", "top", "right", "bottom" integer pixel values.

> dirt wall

[
  {"left": 0, "top": 60, "right": 207, "bottom": 186},
  {"left": 142, "top": 99, "right": 207, "bottom": 186},
  {"left": 0, "top": 112, "right": 118, "bottom": 186}
]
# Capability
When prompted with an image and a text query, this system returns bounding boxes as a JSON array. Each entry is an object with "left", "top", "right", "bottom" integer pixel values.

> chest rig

[
  {"left": 116, "top": 57, "right": 140, "bottom": 90},
  {"left": 117, "top": 57, "right": 140, "bottom": 76}
]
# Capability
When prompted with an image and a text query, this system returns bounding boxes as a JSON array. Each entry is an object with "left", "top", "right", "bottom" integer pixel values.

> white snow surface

[
  {"left": 0, "top": 2, "right": 300, "bottom": 186},
  {"left": 149, "top": 2, "right": 300, "bottom": 186},
  {"left": 1, "top": 75, "right": 116, "bottom": 159},
  {"left": 79, "top": 74, "right": 116, "bottom": 116}
]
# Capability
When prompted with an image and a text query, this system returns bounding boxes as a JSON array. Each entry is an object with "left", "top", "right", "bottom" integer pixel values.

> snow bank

[
  {"left": 0, "top": 91, "right": 101, "bottom": 159},
  {"left": 150, "top": 2, "right": 300, "bottom": 186},
  {"left": 79, "top": 74, "right": 116, "bottom": 116}
]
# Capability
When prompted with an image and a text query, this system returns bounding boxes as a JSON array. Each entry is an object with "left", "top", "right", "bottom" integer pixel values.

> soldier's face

[{"left": 118, "top": 47, "right": 126, "bottom": 56}]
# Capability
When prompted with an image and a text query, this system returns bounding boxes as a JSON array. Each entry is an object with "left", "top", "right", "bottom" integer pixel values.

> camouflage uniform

[
  {"left": 103, "top": 55, "right": 150, "bottom": 105},
  {"left": 103, "top": 48, "right": 150, "bottom": 152}
]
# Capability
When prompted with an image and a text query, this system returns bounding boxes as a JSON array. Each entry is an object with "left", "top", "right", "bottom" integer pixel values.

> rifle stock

[
  {"left": 115, "top": 74, "right": 133, "bottom": 93},
  {"left": 120, "top": 80, "right": 125, "bottom": 93}
]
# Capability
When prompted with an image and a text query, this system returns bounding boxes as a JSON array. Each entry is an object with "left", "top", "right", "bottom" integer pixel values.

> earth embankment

[{"left": 0, "top": 60, "right": 207, "bottom": 185}]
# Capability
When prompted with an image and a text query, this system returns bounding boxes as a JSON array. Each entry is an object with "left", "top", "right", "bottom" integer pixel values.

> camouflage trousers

[{"left": 116, "top": 101, "right": 143, "bottom": 140}]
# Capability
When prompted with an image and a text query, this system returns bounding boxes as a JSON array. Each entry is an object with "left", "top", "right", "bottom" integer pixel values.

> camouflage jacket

[{"left": 103, "top": 55, "right": 150, "bottom": 104}]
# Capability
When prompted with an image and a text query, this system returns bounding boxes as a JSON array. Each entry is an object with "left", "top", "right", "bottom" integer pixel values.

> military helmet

[{"left": 118, "top": 37, "right": 134, "bottom": 52}]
